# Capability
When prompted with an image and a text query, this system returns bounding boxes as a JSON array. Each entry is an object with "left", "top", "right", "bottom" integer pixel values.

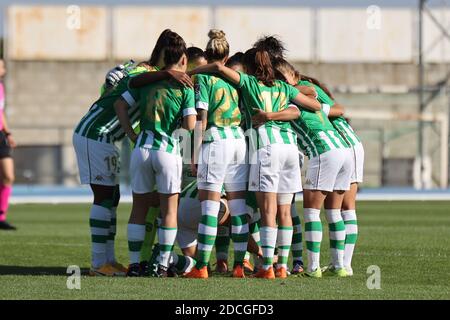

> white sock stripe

[
  {"left": 198, "top": 243, "right": 214, "bottom": 251},
  {"left": 278, "top": 248, "right": 290, "bottom": 256},
  {"left": 329, "top": 230, "right": 346, "bottom": 240},
  {"left": 277, "top": 229, "right": 294, "bottom": 245},
  {"left": 232, "top": 224, "right": 249, "bottom": 234},
  {"left": 198, "top": 224, "right": 218, "bottom": 236},
  {"left": 305, "top": 230, "right": 323, "bottom": 242},
  {"left": 303, "top": 208, "right": 321, "bottom": 222},
  {"left": 326, "top": 209, "right": 343, "bottom": 223},
  {"left": 90, "top": 227, "right": 110, "bottom": 236},
  {"left": 158, "top": 228, "right": 177, "bottom": 246},
  {"left": 342, "top": 210, "right": 357, "bottom": 221},
  {"left": 345, "top": 224, "right": 358, "bottom": 234},
  {"left": 201, "top": 200, "right": 221, "bottom": 217},
  {"left": 90, "top": 204, "right": 111, "bottom": 220}
]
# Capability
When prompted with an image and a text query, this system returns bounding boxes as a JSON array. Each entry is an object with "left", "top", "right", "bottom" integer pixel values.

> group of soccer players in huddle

[{"left": 73, "top": 28, "right": 364, "bottom": 279}]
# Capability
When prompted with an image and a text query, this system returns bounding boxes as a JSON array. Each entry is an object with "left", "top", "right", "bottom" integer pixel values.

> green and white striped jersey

[
  {"left": 136, "top": 80, "right": 196, "bottom": 154},
  {"left": 194, "top": 74, "right": 244, "bottom": 142},
  {"left": 303, "top": 81, "right": 362, "bottom": 147},
  {"left": 238, "top": 72, "right": 299, "bottom": 149},
  {"left": 74, "top": 66, "right": 151, "bottom": 143},
  {"left": 291, "top": 81, "right": 349, "bottom": 159},
  {"left": 331, "top": 117, "right": 361, "bottom": 146}
]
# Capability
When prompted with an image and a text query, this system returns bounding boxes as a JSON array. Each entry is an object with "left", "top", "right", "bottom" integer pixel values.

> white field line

[{"left": 9, "top": 192, "right": 450, "bottom": 204}]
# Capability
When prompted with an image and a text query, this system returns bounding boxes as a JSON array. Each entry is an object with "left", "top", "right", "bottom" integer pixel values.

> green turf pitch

[{"left": 0, "top": 202, "right": 449, "bottom": 300}]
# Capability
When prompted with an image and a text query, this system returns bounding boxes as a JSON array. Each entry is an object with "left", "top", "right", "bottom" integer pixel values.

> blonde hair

[{"left": 205, "top": 29, "right": 229, "bottom": 61}]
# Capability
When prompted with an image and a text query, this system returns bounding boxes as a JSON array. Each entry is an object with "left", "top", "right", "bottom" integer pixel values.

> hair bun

[{"left": 208, "top": 29, "right": 226, "bottom": 40}]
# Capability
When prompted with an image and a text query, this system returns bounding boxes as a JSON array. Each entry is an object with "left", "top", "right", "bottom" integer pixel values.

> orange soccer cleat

[
  {"left": 232, "top": 265, "right": 245, "bottom": 278},
  {"left": 184, "top": 266, "right": 209, "bottom": 279},
  {"left": 251, "top": 266, "right": 275, "bottom": 279},
  {"left": 275, "top": 267, "right": 288, "bottom": 279},
  {"left": 243, "top": 259, "right": 254, "bottom": 273}
]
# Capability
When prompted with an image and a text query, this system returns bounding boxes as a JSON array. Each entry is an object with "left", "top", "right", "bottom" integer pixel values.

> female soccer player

[
  {"left": 299, "top": 74, "right": 364, "bottom": 276},
  {"left": 187, "top": 46, "right": 207, "bottom": 71},
  {"left": 124, "top": 32, "right": 197, "bottom": 278},
  {"left": 189, "top": 38, "right": 323, "bottom": 279},
  {"left": 0, "top": 59, "right": 17, "bottom": 231},
  {"left": 73, "top": 29, "right": 190, "bottom": 276},
  {"left": 184, "top": 30, "right": 251, "bottom": 279},
  {"left": 275, "top": 59, "right": 352, "bottom": 278}
]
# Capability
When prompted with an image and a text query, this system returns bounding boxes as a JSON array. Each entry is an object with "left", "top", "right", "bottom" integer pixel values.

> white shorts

[
  {"left": 197, "top": 138, "right": 248, "bottom": 193},
  {"left": 249, "top": 143, "right": 302, "bottom": 193},
  {"left": 177, "top": 197, "right": 201, "bottom": 249},
  {"left": 130, "top": 147, "right": 182, "bottom": 194},
  {"left": 350, "top": 142, "right": 365, "bottom": 184},
  {"left": 73, "top": 133, "right": 120, "bottom": 186},
  {"left": 304, "top": 148, "right": 352, "bottom": 192}
]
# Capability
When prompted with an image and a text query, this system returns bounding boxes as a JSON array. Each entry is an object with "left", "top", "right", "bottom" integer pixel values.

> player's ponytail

[
  {"left": 205, "top": 29, "right": 230, "bottom": 62},
  {"left": 254, "top": 50, "right": 275, "bottom": 86},
  {"left": 149, "top": 29, "right": 173, "bottom": 66},
  {"left": 163, "top": 31, "right": 187, "bottom": 66}
]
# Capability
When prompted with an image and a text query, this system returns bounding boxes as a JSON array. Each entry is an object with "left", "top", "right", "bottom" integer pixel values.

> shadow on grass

[{"left": 0, "top": 265, "right": 89, "bottom": 276}]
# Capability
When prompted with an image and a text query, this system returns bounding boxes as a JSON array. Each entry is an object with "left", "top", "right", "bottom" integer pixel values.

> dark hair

[
  {"left": 163, "top": 32, "right": 187, "bottom": 66},
  {"left": 205, "top": 29, "right": 229, "bottom": 61},
  {"left": 253, "top": 35, "right": 286, "bottom": 61},
  {"left": 273, "top": 58, "right": 298, "bottom": 83},
  {"left": 300, "top": 74, "right": 335, "bottom": 100},
  {"left": 243, "top": 43, "right": 276, "bottom": 86},
  {"left": 149, "top": 29, "right": 173, "bottom": 66},
  {"left": 187, "top": 46, "right": 205, "bottom": 63},
  {"left": 225, "top": 52, "right": 244, "bottom": 68}
]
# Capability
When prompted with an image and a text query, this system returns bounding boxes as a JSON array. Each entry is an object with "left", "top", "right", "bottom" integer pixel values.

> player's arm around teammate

[
  {"left": 276, "top": 60, "right": 353, "bottom": 278},
  {"left": 184, "top": 30, "right": 250, "bottom": 279},
  {"left": 126, "top": 33, "right": 196, "bottom": 277},
  {"left": 190, "top": 38, "right": 320, "bottom": 279},
  {"left": 295, "top": 76, "right": 360, "bottom": 275}
]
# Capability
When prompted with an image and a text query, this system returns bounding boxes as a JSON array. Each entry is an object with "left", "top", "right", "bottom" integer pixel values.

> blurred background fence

[{"left": 3, "top": 3, "right": 450, "bottom": 189}]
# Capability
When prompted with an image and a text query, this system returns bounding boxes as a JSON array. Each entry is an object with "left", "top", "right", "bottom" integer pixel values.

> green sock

[{"left": 140, "top": 207, "right": 159, "bottom": 262}]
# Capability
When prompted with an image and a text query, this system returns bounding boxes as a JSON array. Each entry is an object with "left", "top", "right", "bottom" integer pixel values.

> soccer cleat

[
  {"left": 0, "top": 221, "right": 17, "bottom": 230},
  {"left": 321, "top": 263, "right": 333, "bottom": 273},
  {"left": 345, "top": 266, "right": 354, "bottom": 276},
  {"left": 151, "top": 264, "right": 169, "bottom": 278},
  {"left": 323, "top": 265, "right": 348, "bottom": 277},
  {"left": 167, "top": 265, "right": 179, "bottom": 278},
  {"left": 110, "top": 262, "right": 127, "bottom": 276},
  {"left": 215, "top": 259, "right": 228, "bottom": 273},
  {"left": 139, "top": 261, "right": 150, "bottom": 277},
  {"left": 89, "top": 264, "right": 120, "bottom": 277},
  {"left": 251, "top": 267, "right": 275, "bottom": 279},
  {"left": 243, "top": 259, "right": 254, "bottom": 273},
  {"left": 291, "top": 261, "right": 304, "bottom": 274},
  {"left": 184, "top": 266, "right": 209, "bottom": 279},
  {"left": 232, "top": 265, "right": 245, "bottom": 278},
  {"left": 302, "top": 268, "right": 322, "bottom": 278},
  {"left": 275, "top": 267, "right": 288, "bottom": 279},
  {"left": 126, "top": 263, "right": 142, "bottom": 277}
]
